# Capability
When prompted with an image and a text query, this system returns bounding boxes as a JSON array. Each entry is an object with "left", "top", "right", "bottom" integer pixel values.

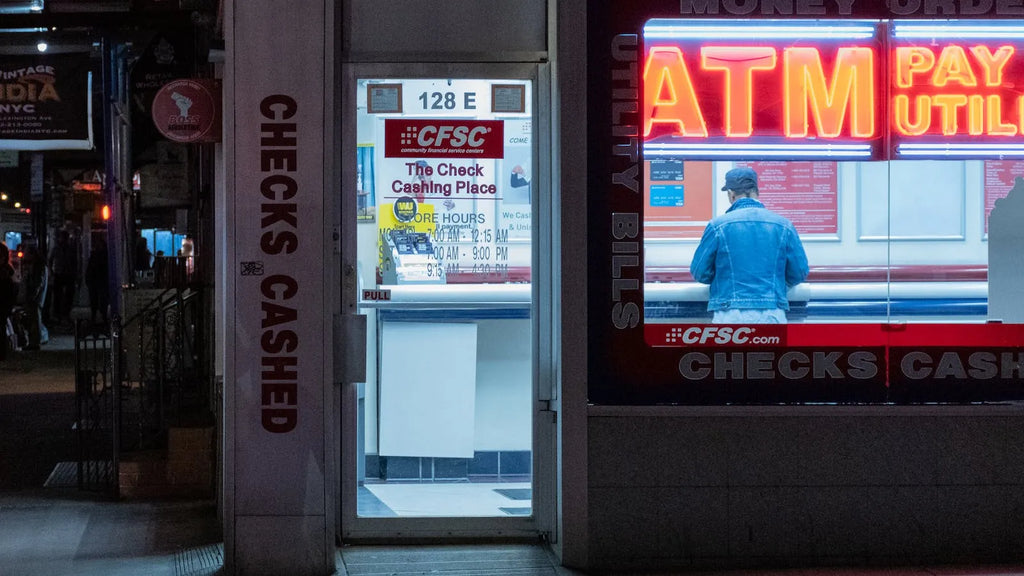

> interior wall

[
  {"left": 645, "top": 160, "right": 990, "bottom": 270},
  {"left": 474, "top": 319, "right": 532, "bottom": 450},
  {"left": 586, "top": 406, "right": 1024, "bottom": 571}
]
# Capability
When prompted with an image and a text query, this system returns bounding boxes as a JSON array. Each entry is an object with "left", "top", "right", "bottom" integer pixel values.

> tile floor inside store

[{"left": 361, "top": 481, "right": 532, "bottom": 517}]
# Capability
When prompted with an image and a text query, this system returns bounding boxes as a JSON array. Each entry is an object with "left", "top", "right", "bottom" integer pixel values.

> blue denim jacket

[{"left": 690, "top": 197, "right": 809, "bottom": 311}]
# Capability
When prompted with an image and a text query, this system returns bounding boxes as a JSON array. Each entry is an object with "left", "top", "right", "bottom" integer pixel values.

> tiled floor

[{"left": 363, "top": 481, "right": 532, "bottom": 517}]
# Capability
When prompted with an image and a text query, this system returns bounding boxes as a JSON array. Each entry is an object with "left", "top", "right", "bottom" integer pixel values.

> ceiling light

[
  {"left": 0, "top": 0, "right": 44, "bottom": 14},
  {"left": 36, "top": 41, "right": 47, "bottom": 52}
]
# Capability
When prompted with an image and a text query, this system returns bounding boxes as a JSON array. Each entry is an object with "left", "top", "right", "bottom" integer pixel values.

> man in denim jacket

[{"left": 690, "top": 167, "right": 809, "bottom": 323}]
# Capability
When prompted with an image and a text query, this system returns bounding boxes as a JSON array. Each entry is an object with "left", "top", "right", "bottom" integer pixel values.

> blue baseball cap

[{"left": 721, "top": 167, "right": 758, "bottom": 191}]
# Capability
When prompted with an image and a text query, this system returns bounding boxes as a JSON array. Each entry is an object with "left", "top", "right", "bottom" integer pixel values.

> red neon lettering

[
  {"left": 987, "top": 95, "right": 1017, "bottom": 136},
  {"left": 933, "top": 94, "right": 969, "bottom": 135},
  {"left": 784, "top": 47, "right": 876, "bottom": 138},
  {"left": 700, "top": 46, "right": 777, "bottom": 137},
  {"left": 893, "top": 94, "right": 930, "bottom": 135},
  {"left": 642, "top": 39, "right": 1020, "bottom": 141},
  {"left": 970, "top": 46, "right": 1014, "bottom": 87},
  {"left": 897, "top": 45, "right": 1014, "bottom": 89},
  {"left": 933, "top": 45, "right": 978, "bottom": 88},
  {"left": 969, "top": 94, "right": 985, "bottom": 135},
  {"left": 642, "top": 46, "right": 708, "bottom": 137},
  {"left": 895, "top": 47, "right": 934, "bottom": 88},
  {"left": 1019, "top": 96, "right": 1024, "bottom": 135}
]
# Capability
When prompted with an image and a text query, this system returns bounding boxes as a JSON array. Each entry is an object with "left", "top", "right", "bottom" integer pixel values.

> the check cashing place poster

[
  {"left": 587, "top": 0, "right": 1024, "bottom": 406},
  {"left": 371, "top": 79, "right": 532, "bottom": 284}
]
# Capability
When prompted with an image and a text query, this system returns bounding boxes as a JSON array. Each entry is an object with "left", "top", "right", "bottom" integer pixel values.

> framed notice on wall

[
  {"left": 367, "top": 83, "right": 402, "bottom": 114},
  {"left": 983, "top": 160, "right": 1024, "bottom": 237},
  {"left": 643, "top": 160, "right": 713, "bottom": 240},
  {"left": 734, "top": 161, "right": 839, "bottom": 237}
]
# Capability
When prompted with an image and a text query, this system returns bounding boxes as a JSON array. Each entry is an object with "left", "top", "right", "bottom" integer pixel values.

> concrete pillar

[{"left": 224, "top": 0, "right": 336, "bottom": 573}]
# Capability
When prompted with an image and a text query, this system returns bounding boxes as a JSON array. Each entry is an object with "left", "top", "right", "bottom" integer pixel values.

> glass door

[{"left": 340, "top": 64, "right": 548, "bottom": 539}]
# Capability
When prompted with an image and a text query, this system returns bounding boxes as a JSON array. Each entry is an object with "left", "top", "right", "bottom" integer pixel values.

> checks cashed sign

[
  {"left": 0, "top": 54, "right": 93, "bottom": 150},
  {"left": 232, "top": 6, "right": 325, "bottom": 463},
  {"left": 226, "top": 0, "right": 331, "bottom": 571}
]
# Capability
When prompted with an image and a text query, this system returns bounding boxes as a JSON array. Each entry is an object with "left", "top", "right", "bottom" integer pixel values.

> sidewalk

[
  {"left": 3, "top": 323, "right": 1024, "bottom": 575},
  {"left": 1, "top": 318, "right": 225, "bottom": 576}
]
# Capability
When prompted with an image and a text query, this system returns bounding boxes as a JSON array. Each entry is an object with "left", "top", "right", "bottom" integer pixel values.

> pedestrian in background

[
  {"left": 22, "top": 244, "right": 48, "bottom": 350},
  {"left": 86, "top": 237, "right": 110, "bottom": 326},
  {"left": 48, "top": 229, "right": 78, "bottom": 328},
  {"left": 0, "top": 242, "right": 16, "bottom": 361}
]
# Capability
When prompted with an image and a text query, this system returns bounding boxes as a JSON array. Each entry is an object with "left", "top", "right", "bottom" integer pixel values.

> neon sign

[
  {"left": 642, "top": 19, "right": 1024, "bottom": 160},
  {"left": 891, "top": 21, "right": 1024, "bottom": 157},
  {"left": 642, "top": 19, "right": 883, "bottom": 160}
]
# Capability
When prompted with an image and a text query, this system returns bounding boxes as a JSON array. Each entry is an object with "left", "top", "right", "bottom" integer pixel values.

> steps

[{"left": 119, "top": 425, "right": 214, "bottom": 499}]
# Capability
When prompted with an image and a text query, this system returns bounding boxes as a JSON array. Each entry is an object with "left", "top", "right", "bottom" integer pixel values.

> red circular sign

[{"left": 151, "top": 79, "right": 218, "bottom": 143}]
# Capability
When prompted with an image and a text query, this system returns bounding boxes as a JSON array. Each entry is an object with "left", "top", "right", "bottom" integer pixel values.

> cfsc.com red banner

[
  {"left": 384, "top": 119, "right": 504, "bottom": 158},
  {"left": 645, "top": 323, "right": 1024, "bottom": 401},
  {"left": 646, "top": 322, "right": 1024, "bottom": 348}
]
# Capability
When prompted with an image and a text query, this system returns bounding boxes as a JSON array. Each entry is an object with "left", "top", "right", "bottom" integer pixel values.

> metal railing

[
  {"left": 73, "top": 286, "right": 208, "bottom": 497},
  {"left": 73, "top": 321, "right": 117, "bottom": 495}
]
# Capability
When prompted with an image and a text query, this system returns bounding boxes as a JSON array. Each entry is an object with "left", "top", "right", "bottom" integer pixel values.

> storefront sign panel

[
  {"left": 735, "top": 161, "right": 839, "bottom": 235},
  {"left": 368, "top": 80, "right": 532, "bottom": 285},
  {"left": 983, "top": 159, "right": 1024, "bottom": 234},
  {"left": 230, "top": 0, "right": 326, "bottom": 517},
  {"left": 151, "top": 78, "right": 222, "bottom": 143},
  {"left": 0, "top": 54, "right": 93, "bottom": 151},
  {"left": 641, "top": 19, "right": 885, "bottom": 161},
  {"left": 890, "top": 21, "right": 1024, "bottom": 159}
]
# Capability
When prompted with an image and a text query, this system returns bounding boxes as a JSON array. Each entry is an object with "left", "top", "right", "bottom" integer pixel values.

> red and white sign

[
  {"left": 646, "top": 323, "right": 1024, "bottom": 349},
  {"left": 736, "top": 161, "right": 839, "bottom": 235},
  {"left": 363, "top": 288, "right": 392, "bottom": 301},
  {"left": 384, "top": 119, "right": 504, "bottom": 158},
  {"left": 151, "top": 78, "right": 221, "bottom": 143},
  {"left": 983, "top": 160, "right": 1024, "bottom": 234}
]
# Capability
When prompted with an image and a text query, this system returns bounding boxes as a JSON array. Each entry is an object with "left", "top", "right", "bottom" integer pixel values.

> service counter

[
  {"left": 357, "top": 284, "right": 532, "bottom": 482},
  {"left": 644, "top": 265, "right": 989, "bottom": 322}
]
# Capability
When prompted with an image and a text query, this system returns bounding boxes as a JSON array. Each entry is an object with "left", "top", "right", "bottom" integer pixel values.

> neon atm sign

[{"left": 642, "top": 19, "right": 1024, "bottom": 160}]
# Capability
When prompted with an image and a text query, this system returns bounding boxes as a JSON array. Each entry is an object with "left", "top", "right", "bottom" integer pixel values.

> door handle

[{"left": 334, "top": 313, "right": 367, "bottom": 384}]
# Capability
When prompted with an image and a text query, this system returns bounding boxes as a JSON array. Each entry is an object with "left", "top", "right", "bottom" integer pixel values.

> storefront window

[{"left": 586, "top": 9, "right": 1024, "bottom": 404}]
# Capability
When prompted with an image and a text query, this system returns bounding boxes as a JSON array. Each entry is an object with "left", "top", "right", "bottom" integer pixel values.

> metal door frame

[{"left": 337, "top": 62, "right": 556, "bottom": 541}]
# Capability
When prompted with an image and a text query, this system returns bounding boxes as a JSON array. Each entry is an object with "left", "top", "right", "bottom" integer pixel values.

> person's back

[
  {"left": 49, "top": 235, "right": 74, "bottom": 277},
  {"left": 690, "top": 167, "right": 808, "bottom": 323},
  {"left": 691, "top": 198, "right": 806, "bottom": 312}
]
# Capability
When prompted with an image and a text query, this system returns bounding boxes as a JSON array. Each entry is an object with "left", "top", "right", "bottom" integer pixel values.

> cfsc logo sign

[
  {"left": 385, "top": 119, "right": 504, "bottom": 158},
  {"left": 653, "top": 325, "right": 787, "bottom": 347}
]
